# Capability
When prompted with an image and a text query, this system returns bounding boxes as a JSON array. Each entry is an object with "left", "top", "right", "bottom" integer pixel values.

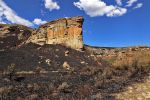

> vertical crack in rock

[{"left": 27, "top": 16, "right": 84, "bottom": 50}]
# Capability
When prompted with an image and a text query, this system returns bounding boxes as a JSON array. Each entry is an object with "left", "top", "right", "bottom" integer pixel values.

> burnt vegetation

[
  {"left": 0, "top": 23, "right": 150, "bottom": 99},
  {"left": 0, "top": 43, "right": 150, "bottom": 100}
]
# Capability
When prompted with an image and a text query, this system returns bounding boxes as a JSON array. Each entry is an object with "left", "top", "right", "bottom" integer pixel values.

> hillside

[
  {"left": 0, "top": 24, "right": 33, "bottom": 50},
  {"left": 0, "top": 17, "right": 150, "bottom": 100}
]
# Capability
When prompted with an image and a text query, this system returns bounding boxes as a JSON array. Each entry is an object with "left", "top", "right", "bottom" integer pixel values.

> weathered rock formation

[{"left": 27, "top": 16, "right": 84, "bottom": 50}]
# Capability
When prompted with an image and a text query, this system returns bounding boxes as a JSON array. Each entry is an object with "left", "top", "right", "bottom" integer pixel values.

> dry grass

[{"left": 108, "top": 50, "right": 150, "bottom": 71}]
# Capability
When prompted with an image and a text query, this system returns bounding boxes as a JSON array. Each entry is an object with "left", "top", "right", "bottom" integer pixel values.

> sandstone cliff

[{"left": 27, "top": 16, "right": 84, "bottom": 50}]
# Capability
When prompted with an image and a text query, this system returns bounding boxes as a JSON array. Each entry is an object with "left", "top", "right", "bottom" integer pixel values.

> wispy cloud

[
  {"left": 44, "top": 0, "right": 60, "bottom": 11},
  {"left": 133, "top": 3, "right": 143, "bottom": 9},
  {"left": 74, "top": 0, "right": 127, "bottom": 17},
  {"left": 126, "top": 0, "right": 137, "bottom": 7},
  {"left": 0, "top": 0, "right": 33, "bottom": 27}
]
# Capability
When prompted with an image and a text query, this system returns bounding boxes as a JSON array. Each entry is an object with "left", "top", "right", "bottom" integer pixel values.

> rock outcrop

[
  {"left": 27, "top": 16, "right": 84, "bottom": 50},
  {"left": 0, "top": 24, "right": 33, "bottom": 50}
]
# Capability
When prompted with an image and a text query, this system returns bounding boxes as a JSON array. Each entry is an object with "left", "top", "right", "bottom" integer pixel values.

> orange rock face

[{"left": 28, "top": 16, "right": 84, "bottom": 50}]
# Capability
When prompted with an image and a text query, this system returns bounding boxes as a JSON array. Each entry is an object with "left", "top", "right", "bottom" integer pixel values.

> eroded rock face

[{"left": 28, "top": 16, "right": 84, "bottom": 50}]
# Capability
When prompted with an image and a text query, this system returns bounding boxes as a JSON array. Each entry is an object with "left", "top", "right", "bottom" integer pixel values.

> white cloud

[
  {"left": 107, "top": 7, "right": 127, "bottom": 17},
  {"left": 74, "top": 0, "right": 127, "bottom": 17},
  {"left": 126, "top": 0, "right": 137, "bottom": 7},
  {"left": 133, "top": 3, "right": 143, "bottom": 9},
  {"left": 33, "top": 18, "right": 47, "bottom": 25},
  {"left": 0, "top": 0, "right": 33, "bottom": 27},
  {"left": 116, "top": 0, "right": 122, "bottom": 6},
  {"left": 44, "top": 0, "right": 60, "bottom": 11}
]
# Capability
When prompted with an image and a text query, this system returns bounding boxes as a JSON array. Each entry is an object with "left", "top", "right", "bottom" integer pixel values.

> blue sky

[{"left": 0, "top": 0, "right": 150, "bottom": 47}]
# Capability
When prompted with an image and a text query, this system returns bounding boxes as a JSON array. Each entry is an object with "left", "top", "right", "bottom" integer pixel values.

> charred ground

[
  {"left": 0, "top": 24, "right": 150, "bottom": 100},
  {"left": 0, "top": 43, "right": 149, "bottom": 99}
]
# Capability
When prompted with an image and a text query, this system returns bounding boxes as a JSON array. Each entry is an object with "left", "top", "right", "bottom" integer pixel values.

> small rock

[
  {"left": 45, "top": 59, "right": 51, "bottom": 66},
  {"left": 90, "top": 54, "right": 94, "bottom": 57},
  {"left": 38, "top": 61, "right": 42, "bottom": 64},
  {"left": 80, "top": 61, "right": 85, "bottom": 64},
  {"left": 58, "top": 82, "right": 69, "bottom": 90},
  {"left": 65, "top": 50, "right": 69, "bottom": 56},
  {"left": 37, "top": 47, "right": 41, "bottom": 50},
  {"left": 63, "top": 62, "right": 71, "bottom": 70}
]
